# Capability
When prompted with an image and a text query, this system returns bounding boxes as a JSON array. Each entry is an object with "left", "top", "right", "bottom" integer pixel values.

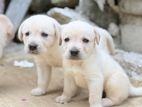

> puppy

[
  {"left": 18, "top": 15, "right": 62, "bottom": 95},
  {"left": 56, "top": 21, "right": 142, "bottom": 107},
  {"left": 0, "top": 14, "right": 15, "bottom": 58}
]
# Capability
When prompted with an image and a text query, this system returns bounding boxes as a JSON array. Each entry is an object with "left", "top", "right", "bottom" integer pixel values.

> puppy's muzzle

[
  {"left": 70, "top": 49, "right": 79, "bottom": 56},
  {"left": 69, "top": 47, "right": 80, "bottom": 59},
  {"left": 28, "top": 43, "right": 38, "bottom": 54},
  {"left": 29, "top": 44, "right": 37, "bottom": 51}
]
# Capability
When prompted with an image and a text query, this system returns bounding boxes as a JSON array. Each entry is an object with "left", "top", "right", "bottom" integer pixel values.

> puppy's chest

[
  {"left": 46, "top": 56, "right": 62, "bottom": 67},
  {"left": 71, "top": 66, "right": 87, "bottom": 89}
]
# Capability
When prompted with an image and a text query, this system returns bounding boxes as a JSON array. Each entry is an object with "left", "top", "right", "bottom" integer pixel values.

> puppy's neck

[
  {"left": 49, "top": 43, "right": 60, "bottom": 53},
  {"left": 63, "top": 59, "right": 83, "bottom": 68}
]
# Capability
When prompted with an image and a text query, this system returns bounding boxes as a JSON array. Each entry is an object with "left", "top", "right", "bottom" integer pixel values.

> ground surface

[{"left": 0, "top": 42, "right": 142, "bottom": 107}]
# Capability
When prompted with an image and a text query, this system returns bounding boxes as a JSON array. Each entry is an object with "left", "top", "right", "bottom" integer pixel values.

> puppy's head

[
  {"left": 60, "top": 21, "right": 100, "bottom": 60},
  {"left": 18, "top": 15, "right": 61, "bottom": 55}
]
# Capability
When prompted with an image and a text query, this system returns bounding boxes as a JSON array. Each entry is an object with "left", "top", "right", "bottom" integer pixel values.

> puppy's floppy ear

[
  {"left": 53, "top": 21, "right": 62, "bottom": 45},
  {"left": 94, "top": 29, "right": 100, "bottom": 45},
  {"left": 58, "top": 24, "right": 67, "bottom": 46},
  {"left": 59, "top": 36, "right": 62, "bottom": 46},
  {"left": 18, "top": 23, "right": 24, "bottom": 41}
]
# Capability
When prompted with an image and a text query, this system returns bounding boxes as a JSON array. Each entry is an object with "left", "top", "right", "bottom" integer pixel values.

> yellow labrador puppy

[
  {"left": 0, "top": 14, "right": 15, "bottom": 58},
  {"left": 56, "top": 21, "right": 142, "bottom": 107},
  {"left": 18, "top": 15, "right": 62, "bottom": 95}
]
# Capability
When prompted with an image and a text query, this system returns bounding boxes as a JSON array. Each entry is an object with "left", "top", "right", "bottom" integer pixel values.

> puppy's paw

[
  {"left": 56, "top": 95, "right": 71, "bottom": 104},
  {"left": 31, "top": 88, "right": 46, "bottom": 96}
]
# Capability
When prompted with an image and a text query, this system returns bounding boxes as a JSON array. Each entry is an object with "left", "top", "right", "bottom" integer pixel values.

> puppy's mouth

[
  {"left": 68, "top": 56, "right": 82, "bottom": 60},
  {"left": 28, "top": 50, "right": 39, "bottom": 55}
]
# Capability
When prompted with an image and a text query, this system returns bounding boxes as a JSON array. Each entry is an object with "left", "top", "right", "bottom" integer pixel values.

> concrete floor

[{"left": 0, "top": 42, "right": 142, "bottom": 107}]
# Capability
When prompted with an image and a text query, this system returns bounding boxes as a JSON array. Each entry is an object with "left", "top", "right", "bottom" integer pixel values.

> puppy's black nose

[
  {"left": 70, "top": 48, "right": 79, "bottom": 56},
  {"left": 29, "top": 44, "right": 37, "bottom": 51}
]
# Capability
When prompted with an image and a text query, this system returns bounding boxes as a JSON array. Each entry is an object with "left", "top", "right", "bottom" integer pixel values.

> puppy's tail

[{"left": 129, "top": 85, "right": 142, "bottom": 97}]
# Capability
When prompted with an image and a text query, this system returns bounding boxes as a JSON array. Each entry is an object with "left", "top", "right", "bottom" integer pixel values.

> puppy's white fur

[
  {"left": 18, "top": 15, "right": 62, "bottom": 95},
  {"left": 0, "top": 15, "right": 14, "bottom": 58},
  {"left": 56, "top": 21, "right": 142, "bottom": 107}
]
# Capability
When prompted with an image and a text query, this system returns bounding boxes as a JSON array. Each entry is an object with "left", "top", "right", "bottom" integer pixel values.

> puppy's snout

[
  {"left": 29, "top": 43, "right": 38, "bottom": 51},
  {"left": 70, "top": 48, "right": 79, "bottom": 57}
]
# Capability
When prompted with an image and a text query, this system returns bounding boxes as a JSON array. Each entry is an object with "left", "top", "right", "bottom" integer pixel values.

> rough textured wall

[
  {"left": 118, "top": 0, "right": 142, "bottom": 53},
  {"left": 78, "top": 0, "right": 119, "bottom": 29}
]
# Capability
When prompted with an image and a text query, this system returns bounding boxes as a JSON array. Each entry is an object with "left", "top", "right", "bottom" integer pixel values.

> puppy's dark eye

[
  {"left": 82, "top": 38, "right": 89, "bottom": 43},
  {"left": 64, "top": 37, "right": 70, "bottom": 42},
  {"left": 41, "top": 32, "right": 48, "bottom": 37},
  {"left": 25, "top": 32, "right": 30, "bottom": 36}
]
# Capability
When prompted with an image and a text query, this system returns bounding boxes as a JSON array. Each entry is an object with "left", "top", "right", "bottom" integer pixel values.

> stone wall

[
  {"left": 118, "top": 0, "right": 142, "bottom": 53},
  {"left": 30, "top": 0, "right": 79, "bottom": 12},
  {"left": 78, "top": 0, "right": 119, "bottom": 29}
]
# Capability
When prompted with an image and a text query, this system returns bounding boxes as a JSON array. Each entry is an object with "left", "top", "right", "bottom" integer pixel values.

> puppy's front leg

[
  {"left": 31, "top": 59, "right": 51, "bottom": 96},
  {"left": 56, "top": 71, "right": 78, "bottom": 104},
  {"left": 88, "top": 74, "right": 103, "bottom": 107}
]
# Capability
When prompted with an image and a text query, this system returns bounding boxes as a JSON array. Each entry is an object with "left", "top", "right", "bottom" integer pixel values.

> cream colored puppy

[
  {"left": 56, "top": 21, "right": 142, "bottom": 107},
  {"left": 0, "top": 14, "right": 15, "bottom": 58},
  {"left": 18, "top": 15, "right": 62, "bottom": 96}
]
